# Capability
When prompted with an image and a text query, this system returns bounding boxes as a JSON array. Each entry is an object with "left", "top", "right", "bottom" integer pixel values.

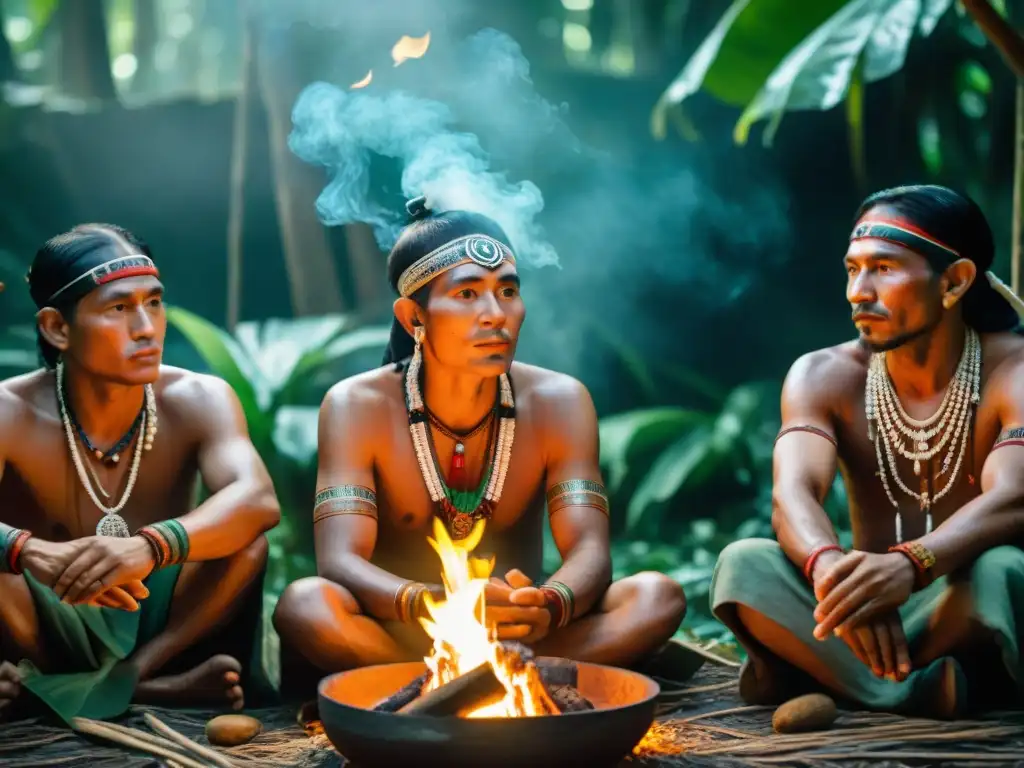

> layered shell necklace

[
  {"left": 865, "top": 327, "right": 980, "bottom": 542},
  {"left": 56, "top": 361, "right": 159, "bottom": 537},
  {"left": 404, "top": 351, "right": 515, "bottom": 540}
]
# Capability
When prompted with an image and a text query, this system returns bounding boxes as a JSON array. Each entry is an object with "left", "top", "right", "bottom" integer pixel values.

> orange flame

[
  {"left": 418, "top": 517, "right": 555, "bottom": 718},
  {"left": 350, "top": 70, "right": 373, "bottom": 89},
  {"left": 392, "top": 31, "right": 431, "bottom": 66}
]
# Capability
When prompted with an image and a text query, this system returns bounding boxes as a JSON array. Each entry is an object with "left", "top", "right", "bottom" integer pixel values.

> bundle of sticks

[
  {"left": 373, "top": 642, "right": 595, "bottom": 717},
  {"left": 70, "top": 712, "right": 240, "bottom": 768}
]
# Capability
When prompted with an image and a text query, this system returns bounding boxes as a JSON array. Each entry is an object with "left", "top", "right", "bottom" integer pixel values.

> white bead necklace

[
  {"left": 865, "top": 327, "right": 980, "bottom": 542},
  {"left": 56, "top": 361, "right": 158, "bottom": 537}
]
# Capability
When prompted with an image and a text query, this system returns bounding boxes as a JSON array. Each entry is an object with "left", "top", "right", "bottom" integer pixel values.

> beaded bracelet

[
  {"left": 540, "top": 580, "right": 575, "bottom": 629},
  {"left": 803, "top": 544, "right": 843, "bottom": 583},
  {"left": 137, "top": 519, "right": 190, "bottom": 570},
  {"left": 0, "top": 523, "right": 31, "bottom": 575},
  {"left": 888, "top": 541, "right": 937, "bottom": 591},
  {"left": 394, "top": 581, "right": 428, "bottom": 624}
]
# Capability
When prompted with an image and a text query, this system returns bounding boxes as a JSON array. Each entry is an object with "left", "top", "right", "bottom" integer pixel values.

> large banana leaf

[
  {"left": 165, "top": 306, "right": 268, "bottom": 446},
  {"left": 654, "top": 0, "right": 954, "bottom": 145},
  {"left": 624, "top": 382, "right": 776, "bottom": 532},
  {"left": 599, "top": 406, "right": 710, "bottom": 493}
]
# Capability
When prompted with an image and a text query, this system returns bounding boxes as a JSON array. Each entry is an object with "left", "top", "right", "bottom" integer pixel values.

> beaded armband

[
  {"left": 137, "top": 519, "right": 190, "bottom": 570},
  {"left": 546, "top": 480, "right": 609, "bottom": 518},
  {"left": 313, "top": 485, "right": 377, "bottom": 524},
  {"left": 540, "top": 580, "right": 575, "bottom": 629},
  {"left": 394, "top": 581, "right": 429, "bottom": 624},
  {"left": 888, "top": 541, "right": 937, "bottom": 591},
  {"left": 0, "top": 523, "right": 31, "bottom": 575},
  {"left": 992, "top": 427, "right": 1024, "bottom": 452}
]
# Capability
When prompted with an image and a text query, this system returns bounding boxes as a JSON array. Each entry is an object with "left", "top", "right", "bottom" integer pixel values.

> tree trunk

[
  {"left": 130, "top": 0, "right": 158, "bottom": 97},
  {"left": 254, "top": 22, "right": 344, "bottom": 316},
  {"left": 344, "top": 223, "right": 386, "bottom": 308},
  {"left": 227, "top": 7, "right": 255, "bottom": 331},
  {"left": 1013, "top": 83, "right": 1023, "bottom": 294},
  {"left": 58, "top": 0, "right": 117, "bottom": 102}
]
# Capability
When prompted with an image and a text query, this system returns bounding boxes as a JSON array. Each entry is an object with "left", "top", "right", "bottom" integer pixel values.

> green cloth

[
  {"left": 710, "top": 538, "right": 1024, "bottom": 713},
  {"left": 16, "top": 565, "right": 181, "bottom": 724}
]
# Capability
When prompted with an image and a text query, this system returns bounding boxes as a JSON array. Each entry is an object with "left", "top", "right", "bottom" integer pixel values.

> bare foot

[{"left": 134, "top": 654, "right": 245, "bottom": 710}]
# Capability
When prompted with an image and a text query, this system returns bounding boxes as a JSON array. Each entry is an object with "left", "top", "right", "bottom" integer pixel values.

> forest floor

[{"left": 2, "top": 662, "right": 1024, "bottom": 766}]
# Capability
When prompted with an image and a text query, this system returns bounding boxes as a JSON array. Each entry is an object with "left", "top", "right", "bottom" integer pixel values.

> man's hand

[
  {"left": 53, "top": 535, "right": 157, "bottom": 606},
  {"left": 18, "top": 537, "right": 150, "bottom": 610},
  {"left": 840, "top": 612, "right": 912, "bottom": 681},
  {"left": 812, "top": 550, "right": 916, "bottom": 639},
  {"left": 483, "top": 569, "right": 552, "bottom": 644}
]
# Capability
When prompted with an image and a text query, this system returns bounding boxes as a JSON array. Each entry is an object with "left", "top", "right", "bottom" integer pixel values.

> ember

[
  {"left": 391, "top": 31, "right": 431, "bottom": 66},
  {"left": 350, "top": 70, "right": 373, "bottom": 89}
]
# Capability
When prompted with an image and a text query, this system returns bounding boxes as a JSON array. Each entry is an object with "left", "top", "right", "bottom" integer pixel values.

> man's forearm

[
  {"left": 915, "top": 490, "right": 1024, "bottom": 579},
  {"left": 544, "top": 536, "right": 612, "bottom": 621},
  {"left": 773, "top": 487, "right": 842, "bottom": 576},
  {"left": 321, "top": 553, "right": 442, "bottom": 623},
  {"left": 145, "top": 480, "right": 279, "bottom": 563}
]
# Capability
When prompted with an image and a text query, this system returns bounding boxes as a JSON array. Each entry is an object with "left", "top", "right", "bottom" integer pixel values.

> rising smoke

[{"left": 263, "top": 0, "right": 791, "bottom": 392}]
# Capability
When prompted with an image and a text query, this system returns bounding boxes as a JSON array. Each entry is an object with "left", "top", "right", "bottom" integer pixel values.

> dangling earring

[
  {"left": 943, "top": 294, "right": 954, "bottom": 309},
  {"left": 410, "top": 325, "right": 425, "bottom": 376}
]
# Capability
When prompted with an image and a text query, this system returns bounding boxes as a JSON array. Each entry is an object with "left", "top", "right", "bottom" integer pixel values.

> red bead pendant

[{"left": 449, "top": 443, "right": 466, "bottom": 490}]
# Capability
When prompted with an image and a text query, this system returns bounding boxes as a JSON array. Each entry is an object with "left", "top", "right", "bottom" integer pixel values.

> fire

[
  {"left": 418, "top": 517, "right": 556, "bottom": 718},
  {"left": 392, "top": 31, "right": 431, "bottom": 66},
  {"left": 350, "top": 70, "right": 373, "bottom": 89}
]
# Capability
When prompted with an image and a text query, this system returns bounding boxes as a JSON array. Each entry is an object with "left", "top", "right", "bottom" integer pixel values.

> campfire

[
  {"left": 373, "top": 518, "right": 593, "bottom": 718},
  {"left": 315, "top": 518, "right": 659, "bottom": 768}
]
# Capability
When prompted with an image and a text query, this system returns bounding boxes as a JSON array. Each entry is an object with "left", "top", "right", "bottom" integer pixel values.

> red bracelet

[
  {"left": 539, "top": 586, "right": 564, "bottom": 628},
  {"left": 803, "top": 544, "right": 843, "bottom": 583},
  {"left": 8, "top": 530, "right": 32, "bottom": 575}
]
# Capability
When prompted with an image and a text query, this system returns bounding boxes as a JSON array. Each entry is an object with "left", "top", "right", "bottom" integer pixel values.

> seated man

[
  {"left": 273, "top": 197, "right": 690, "bottom": 696},
  {"left": 0, "top": 224, "right": 280, "bottom": 722},
  {"left": 712, "top": 185, "right": 1024, "bottom": 717}
]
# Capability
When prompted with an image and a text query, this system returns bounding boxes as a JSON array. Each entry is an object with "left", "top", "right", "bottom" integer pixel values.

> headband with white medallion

[{"left": 398, "top": 233, "right": 516, "bottom": 298}]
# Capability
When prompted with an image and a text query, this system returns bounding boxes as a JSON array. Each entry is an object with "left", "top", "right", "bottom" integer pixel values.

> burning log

[
  {"left": 373, "top": 672, "right": 430, "bottom": 712},
  {"left": 549, "top": 685, "right": 595, "bottom": 713},
  {"left": 398, "top": 662, "right": 505, "bottom": 717},
  {"left": 536, "top": 657, "right": 578, "bottom": 689}
]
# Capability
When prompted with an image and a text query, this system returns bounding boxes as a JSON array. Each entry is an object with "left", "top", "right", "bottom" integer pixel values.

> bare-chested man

[
  {"left": 712, "top": 185, "right": 1024, "bottom": 717},
  {"left": 273, "top": 197, "right": 691, "bottom": 697},
  {"left": 0, "top": 224, "right": 280, "bottom": 722}
]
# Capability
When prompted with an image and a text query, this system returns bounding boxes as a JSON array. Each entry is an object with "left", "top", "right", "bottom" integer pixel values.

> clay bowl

[{"left": 317, "top": 657, "right": 660, "bottom": 768}]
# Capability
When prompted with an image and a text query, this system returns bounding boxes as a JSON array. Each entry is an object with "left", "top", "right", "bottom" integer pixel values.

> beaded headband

[
  {"left": 850, "top": 220, "right": 959, "bottom": 267},
  {"left": 851, "top": 218, "right": 1024, "bottom": 321},
  {"left": 398, "top": 234, "right": 516, "bottom": 298},
  {"left": 45, "top": 254, "right": 160, "bottom": 304}
]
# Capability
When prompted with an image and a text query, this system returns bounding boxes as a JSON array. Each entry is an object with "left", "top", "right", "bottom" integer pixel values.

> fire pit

[
  {"left": 315, "top": 518, "right": 659, "bottom": 766},
  {"left": 318, "top": 656, "right": 659, "bottom": 768}
]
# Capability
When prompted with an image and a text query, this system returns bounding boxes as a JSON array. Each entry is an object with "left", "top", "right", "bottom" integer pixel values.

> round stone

[{"left": 205, "top": 714, "right": 262, "bottom": 747}]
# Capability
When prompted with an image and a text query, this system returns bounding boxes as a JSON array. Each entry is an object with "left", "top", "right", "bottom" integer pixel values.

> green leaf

[
  {"left": 165, "top": 306, "right": 268, "bottom": 447},
  {"left": 625, "top": 423, "right": 717, "bottom": 532},
  {"left": 653, "top": 0, "right": 848, "bottom": 134},
  {"left": 273, "top": 405, "right": 321, "bottom": 466},
  {"left": 735, "top": 0, "right": 954, "bottom": 146},
  {"left": 599, "top": 407, "right": 710, "bottom": 493}
]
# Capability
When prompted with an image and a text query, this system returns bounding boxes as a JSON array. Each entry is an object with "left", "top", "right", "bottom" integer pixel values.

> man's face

[
  {"left": 62, "top": 275, "right": 166, "bottom": 384},
  {"left": 844, "top": 215, "right": 943, "bottom": 352},
  {"left": 421, "top": 261, "right": 525, "bottom": 374}
]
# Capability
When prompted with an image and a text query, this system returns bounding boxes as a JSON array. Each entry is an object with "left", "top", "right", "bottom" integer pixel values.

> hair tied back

[{"left": 405, "top": 195, "right": 431, "bottom": 221}]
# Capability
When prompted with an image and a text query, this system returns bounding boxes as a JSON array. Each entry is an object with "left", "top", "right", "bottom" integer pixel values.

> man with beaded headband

[
  {"left": 273, "top": 197, "right": 692, "bottom": 695},
  {"left": 712, "top": 185, "right": 1024, "bottom": 716},
  {"left": 0, "top": 224, "right": 280, "bottom": 722}
]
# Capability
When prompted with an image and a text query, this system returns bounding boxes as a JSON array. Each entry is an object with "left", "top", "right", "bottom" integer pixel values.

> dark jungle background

[{"left": 0, "top": 0, "right": 1019, "bottom": 684}]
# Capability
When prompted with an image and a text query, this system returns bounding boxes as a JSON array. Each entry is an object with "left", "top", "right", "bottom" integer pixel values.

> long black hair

[
  {"left": 382, "top": 197, "right": 513, "bottom": 366},
  {"left": 855, "top": 184, "right": 1018, "bottom": 333},
  {"left": 27, "top": 224, "right": 153, "bottom": 369}
]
